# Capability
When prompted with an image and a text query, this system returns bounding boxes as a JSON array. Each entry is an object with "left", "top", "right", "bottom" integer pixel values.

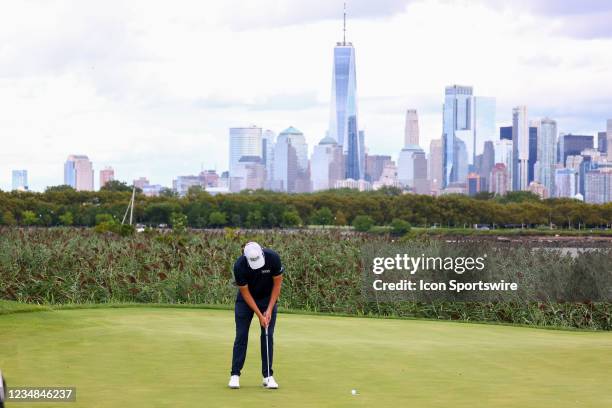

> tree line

[{"left": 1, "top": 183, "right": 612, "bottom": 229}]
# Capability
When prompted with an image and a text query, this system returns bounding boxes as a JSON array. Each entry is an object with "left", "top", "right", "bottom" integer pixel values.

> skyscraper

[
  {"left": 428, "top": 139, "right": 443, "bottom": 193},
  {"left": 442, "top": 85, "right": 473, "bottom": 188},
  {"left": 598, "top": 131, "right": 607, "bottom": 154},
  {"left": 64, "top": 155, "right": 94, "bottom": 191},
  {"left": 512, "top": 106, "right": 529, "bottom": 191},
  {"left": 404, "top": 109, "right": 419, "bottom": 146},
  {"left": 557, "top": 134, "right": 593, "bottom": 166},
  {"left": 398, "top": 144, "right": 428, "bottom": 193},
  {"left": 494, "top": 139, "right": 513, "bottom": 191},
  {"left": 536, "top": 118, "right": 557, "bottom": 196},
  {"left": 554, "top": 168, "right": 578, "bottom": 198},
  {"left": 11, "top": 170, "right": 28, "bottom": 191},
  {"left": 229, "top": 126, "right": 262, "bottom": 176},
  {"left": 273, "top": 127, "right": 310, "bottom": 193},
  {"left": 607, "top": 119, "right": 612, "bottom": 156},
  {"left": 262, "top": 129, "right": 276, "bottom": 184},
  {"left": 100, "top": 166, "right": 115, "bottom": 189},
  {"left": 471, "top": 96, "right": 496, "bottom": 165},
  {"left": 311, "top": 136, "right": 344, "bottom": 191},
  {"left": 329, "top": 4, "right": 362, "bottom": 179},
  {"left": 490, "top": 163, "right": 508, "bottom": 196},
  {"left": 364, "top": 154, "right": 392, "bottom": 183}
]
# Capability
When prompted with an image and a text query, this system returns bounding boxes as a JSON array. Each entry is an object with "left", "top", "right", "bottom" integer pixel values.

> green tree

[
  {"left": 209, "top": 211, "right": 227, "bottom": 227},
  {"left": 310, "top": 207, "right": 334, "bottom": 225},
  {"left": 21, "top": 210, "right": 38, "bottom": 226},
  {"left": 1, "top": 211, "right": 16, "bottom": 226},
  {"left": 334, "top": 210, "right": 347, "bottom": 226},
  {"left": 170, "top": 212, "right": 188, "bottom": 233},
  {"left": 101, "top": 180, "right": 138, "bottom": 193},
  {"left": 281, "top": 210, "right": 302, "bottom": 228},
  {"left": 59, "top": 212, "right": 74, "bottom": 226},
  {"left": 352, "top": 215, "right": 374, "bottom": 232},
  {"left": 245, "top": 210, "right": 263, "bottom": 228},
  {"left": 95, "top": 213, "right": 114, "bottom": 225},
  {"left": 390, "top": 218, "right": 411, "bottom": 235}
]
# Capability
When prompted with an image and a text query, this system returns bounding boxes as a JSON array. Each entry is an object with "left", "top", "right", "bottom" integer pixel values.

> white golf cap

[{"left": 244, "top": 242, "right": 265, "bottom": 269}]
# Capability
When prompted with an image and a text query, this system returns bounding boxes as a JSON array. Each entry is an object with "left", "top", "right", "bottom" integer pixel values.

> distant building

[
  {"left": 311, "top": 136, "right": 344, "bottom": 191},
  {"left": 173, "top": 175, "right": 203, "bottom": 196},
  {"left": 512, "top": 106, "right": 529, "bottom": 191},
  {"left": 528, "top": 181, "right": 548, "bottom": 199},
  {"left": 494, "top": 139, "right": 513, "bottom": 191},
  {"left": 200, "top": 170, "right": 219, "bottom": 188},
  {"left": 490, "top": 163, "right": 508, "bottom": 196},
  {"left": 134, "top": 177, "right": 150, "bottom": 190},
  {"left": 373, "top": 162, "right": 402, "bottom": 190},
  {"left": 229, "top": 126, "right": 262, "bottom": 177},
  {"left": 99, "top": 166, "right": 114, "bottom": 189},
  {"left": 64, "top": 155, "right": 94, "bottom": 191},
  {"left": 585, "top": 168, "right": 612, "bottom": 203},
  {"left": 262, "top": 129, "right": 276, "bottom": 184},
  {"left": 477, "top": 141, "right": 495, "bottom": 191},
  {"left": 558, "top": 134, "right": 593, "bottom": 166},
  {"left": 442, "top": 85, "right": 473, "bottom": 187},
  {"left": 441, "top": 182, "right": 466, "bottom": 195},
  {"left": 535, "top": 118, "right": 557, "bottom": 196},
  {"left": 142, "top": 184, "right": 163, "bottom": 197},
  {"left": 364, "top": 154, "right": 392, "bottom": 183},
  {"left": 607, "top": 119, "right": 612, "bottom": 157},
  {"left": 334, "top": 178, "right": 371, "bottom": 191},
  {"left": 598, "top": 131, "right": 607, "bottom": 154},
  {"left": 397, "top": 144, "right": 428, "bottom": 192},
  {"left": 11, "top": 170, "right": 28, "bottom": 191},
  {"left": 230, "top": 156, "right": 266, "bottom": 192},
  {"left": 554, "top": 168, "right": 578, "bottom": 198},
  {"left": 467, "top": 172, "right": 481, "bottom": 196},
  {"left": 428, "top": 139, "right": 443, "bottom": 194},
  {"left": 528, "top": 125, "right": 538, "bottom": 184},
  {"left": 273, "top": 126, "right": 310, "bottom": 193},
  {"left": 500, "top": 126, "right": 512, "bottom": 141},
  {"left": 404, "top": 109, "right": 419, "bottom": 146}
]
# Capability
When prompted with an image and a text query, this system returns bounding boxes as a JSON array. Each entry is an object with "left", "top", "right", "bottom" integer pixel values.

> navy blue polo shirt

[{"left": 233, "top": 248, "right": 284, "bottom": 300}]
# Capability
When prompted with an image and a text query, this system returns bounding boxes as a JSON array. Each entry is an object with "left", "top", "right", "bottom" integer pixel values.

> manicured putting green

[{"left": 0, "top": 307, "right": 610, "bottom": 407}]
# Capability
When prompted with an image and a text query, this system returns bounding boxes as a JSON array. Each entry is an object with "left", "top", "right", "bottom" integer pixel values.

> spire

[{"left": 343, "top": 1, "right": 347, "bottom": 45}]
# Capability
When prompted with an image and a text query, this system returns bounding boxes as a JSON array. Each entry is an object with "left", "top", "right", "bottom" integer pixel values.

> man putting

[{"left": 228, "top": 242, "right": 283, "bottom": 390}]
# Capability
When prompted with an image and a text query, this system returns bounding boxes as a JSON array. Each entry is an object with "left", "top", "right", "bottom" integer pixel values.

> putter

[{"left": 265, "top": 325, "right": 271, "bottom": 381}]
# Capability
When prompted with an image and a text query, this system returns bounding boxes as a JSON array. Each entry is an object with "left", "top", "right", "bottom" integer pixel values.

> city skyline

[{"left": 1, "top": 0, "right": 612, "bottom": 191}]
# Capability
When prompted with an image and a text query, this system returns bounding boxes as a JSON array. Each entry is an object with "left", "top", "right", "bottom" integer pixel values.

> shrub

[
  {"left": 390, "top": 219, "right": 411, "bottom": 236},
  {"left": 209, "top": 211, "right": 227, "bottom": 227},
  {"left": 59, "top": 212, "right": 74, "bottom": 226},
  {"left": 282, "top": 210, "right": 302, "bottom": 228},
  {"left": 170, "top": 212, "right": 188, "bottom": 233},
  {"left": 310, "top": 207, "right": 334, "bottom": 225},
  {"left": 352, "top": 215, "right": 374, "bottom": 232}
]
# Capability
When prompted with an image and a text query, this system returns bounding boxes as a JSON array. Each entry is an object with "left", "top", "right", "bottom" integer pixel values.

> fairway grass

[{"left": 0, "top": 308, "right": 610, "bottom": 408}]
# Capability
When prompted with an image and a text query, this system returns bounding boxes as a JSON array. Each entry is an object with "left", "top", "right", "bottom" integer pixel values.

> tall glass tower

[
  {"left": 329, "top": 3, "right": 361, "bottom": 180},
  {"left": 442, "top": 85, "right": 473, "bottom": 188}
]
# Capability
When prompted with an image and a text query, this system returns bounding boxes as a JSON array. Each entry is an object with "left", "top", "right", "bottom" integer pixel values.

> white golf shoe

[
  {"left": 228, "top": 375, "right": 240, "bottom": 389},
  {"left": 263, "top": 376, "right": 279, "bottom": 389}
]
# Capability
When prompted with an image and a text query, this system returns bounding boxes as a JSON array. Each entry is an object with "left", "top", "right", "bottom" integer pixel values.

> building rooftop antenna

[{"left": 343, "top": 1, "right": 347, "bottom": 45}]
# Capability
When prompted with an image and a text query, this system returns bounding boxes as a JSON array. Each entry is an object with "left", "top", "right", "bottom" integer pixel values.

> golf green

[{"left": 0, "top": 308, "right": 610, "bottom": 407}]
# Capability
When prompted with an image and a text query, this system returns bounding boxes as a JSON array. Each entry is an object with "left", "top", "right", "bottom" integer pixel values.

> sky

[{"left": 1, "top": 0, "right": 612, "bottom": 191}]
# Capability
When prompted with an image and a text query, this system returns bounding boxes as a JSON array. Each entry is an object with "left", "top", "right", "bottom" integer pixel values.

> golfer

[{"left": 228, "top": 242, "right": 283, "bottom": 390}]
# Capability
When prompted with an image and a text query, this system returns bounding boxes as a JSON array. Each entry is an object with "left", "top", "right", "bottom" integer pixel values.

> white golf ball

[{"left": 351, "top": 389, "right": 357, "bottom": 395}]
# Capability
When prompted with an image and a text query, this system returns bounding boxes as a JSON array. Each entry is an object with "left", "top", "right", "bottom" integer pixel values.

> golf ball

[{"left": 351, "top": 389, "right": 357, "bottom": 395}]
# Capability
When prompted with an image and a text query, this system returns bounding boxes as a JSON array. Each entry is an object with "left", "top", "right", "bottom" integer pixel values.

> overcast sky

[{"left": 1, "top": 0, "right": 612, "bottom": 191}]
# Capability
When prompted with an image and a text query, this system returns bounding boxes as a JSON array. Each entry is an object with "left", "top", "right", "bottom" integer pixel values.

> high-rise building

[
  {"left": 262, "top": 129, "right": 276, "bottom": 183},
  {"left": 528, "top": 181, "right": 548, "bottom": 199},
  {"left": 598, "top": 131, "right": 607, "bottom": 154},
  {"left": 404, "top": 109, "right": 419, "bottom": 146},
  {"left": 512, "top": 106, "right": 529, "bottom": 191},
  {"left": 328, "top": 6, "right": 362, "bottom": 180},
  {"left": 64, "top": 155, "right": 94, "bottom": 191},
  {"left": 471, "top": 96, "right": 496, "bottom": 165},
  {"left": 99, "top": 166, "right": 114, "bottom": 189},
  {"left": 229, "top": 126, "right": 262, "bottom": 176},
  {"left": 134, "top": 177, "right": 150, "bottom": 189},
  {"left": 273, "top": 127, "right": 310, "bottom": 193},
  {"left": 311, "top": 136, "right": 344, "bottom": 191},
  {"left": 467, "top": 172, "right": 481, "bottom": 196},
  {"left": 364, "top": 154, "right": 392, "bottom": 183},
  {"left": 585, "top": 168, "right": 612, "bottom": 203},
  {"left": 11, "top": 170, "right": 28, "bottom": 191},
  {"left": 554, "top": 168, "right": 578, "bottom": 198},
  {"left": 230, "top": 156, "right": 266, "bottom": 192},
  {"left": 373, "top": 162, "right": 402, "bottom": 190},
  {"left": 500, "top": 126, "right": 512, "bottom": 141},
  {"left": 442, "top": 85, "right": 473, "bottom": 188},
  {"left": 557, "top": 134, "right": 593, "bottom": 166},
  {"left": 477, "top": 141, "right": 495, "bottom": 191},
  {"left": 607, "top": 119, "right": 612, "bottom": 156},
  {"left": 528, "top": 125, "right": 538, "bottom": 183},
  {"left": 428, "top": 139, "right": 443, "bottom": 194},
  {"left": 535, "top": 118, "right": 557, "bottom": 196},
  {"left": 398, "top": 144, "right": 427, "bottom": 192},
  {"left": 494, "top": 139, "right": 513, "bottom": 191},
  {"left": 490, "top": 163, "right": 508, "bottom": 196}
]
